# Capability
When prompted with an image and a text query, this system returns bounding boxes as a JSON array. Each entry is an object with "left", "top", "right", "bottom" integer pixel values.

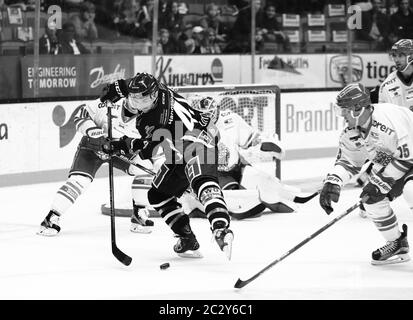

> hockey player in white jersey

[
  {"left": 379, "top": 39, "right": 413, "bottom": 108},
  {"left": 319, "top": 83, "right": 411, "bottom": 265},
  {"left": 178, "top": 96, "right": 301, "bottom": 219},
  {"left": 37, "top": 80, "right": 160, "bottom": 236},
  {"left": 358, "top": 39, "right": 413, "bottom": 217}
]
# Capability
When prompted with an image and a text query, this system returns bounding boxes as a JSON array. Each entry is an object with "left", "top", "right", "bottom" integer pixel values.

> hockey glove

[
  {"left": 85, "top": 126, "right": 106, "bottom": 147},
  {"left": 319, "top": 174, "right": 342, "bottom": 215},
  {"left": 360, "top": 170, "right": 395, "bottom": 204},
  {"left": 103, "top": 136, "right": 145, "bottom": 156},
  {"left": 99, "top": 79, "right": 128, "bottom": 103}
]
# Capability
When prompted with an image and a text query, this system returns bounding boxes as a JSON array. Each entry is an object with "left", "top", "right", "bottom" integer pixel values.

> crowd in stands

[{"left": 0, "top": 0, "right": 413, "bottom": 55}]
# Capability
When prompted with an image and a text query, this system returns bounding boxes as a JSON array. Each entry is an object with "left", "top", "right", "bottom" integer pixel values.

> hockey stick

[
  {"left": 234, "top": 199, "right": 363, "bottom": 289},
  {"left": 107, "top": 104, "right": 132, "bottom": 266},
  {"left": 293, "top": 190, "right": 320, "bottom": 204},
  {"left": 115, "top": 154, "right": 156, "bottom": 176}
]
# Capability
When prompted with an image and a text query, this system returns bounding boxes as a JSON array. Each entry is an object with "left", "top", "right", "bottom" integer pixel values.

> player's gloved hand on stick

[
  {"left": 360, "top": 182, "right": 387, "bottom": 204},
  {"left": 319, "top": 174, "right": 342, "bottom": 215},
  {"left": 102, "top": 135, "right": 145, "bottom": 156},
  {"left": 86, "top": 126, "right": 106, "bottom": 147},
  {"left": 100, "top": 79, "right": 129, "bottom": 103}
]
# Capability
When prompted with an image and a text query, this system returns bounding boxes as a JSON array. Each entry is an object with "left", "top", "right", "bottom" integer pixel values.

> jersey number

[
  {"left": 398, "top": 144, "right": 410, "bottom": 158},
  {"left": 174, "top": 100, "right": 196, "bottom": 131}
]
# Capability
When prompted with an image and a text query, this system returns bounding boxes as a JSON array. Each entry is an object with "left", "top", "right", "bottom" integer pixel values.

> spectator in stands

[
  {"left": 389, "top": 0, "right": 413, "bottom": 42},
  {"left": 355, "top": 0, "right": 390, "bottom": 50},
  {"left": 199, "top": 3, "right": 227, "bottom": 42},
  {"left": 136, "top": 0, "right": 154, "bottom": 38},
  {"left": 201, "top": 27, "right": 222, "bottom": 53},
  {"left": 224, "top": 0, "right": 263, "bottom": 53},
  {"left": 115, "top": 0, "right": 147, "bottom": 39},
  {"left": 70, "top": 1, "right": 98, "bottom": 41},
  {"left": 157, "top": 27, "right": 184, "bottom": 54},
  {"left": 39, "top": 20, "right": 60, "bottom": 54},
  {"left": 159, "top": 1, "right": 185, "bottom": 41},
  {"left": 187, "top": 25, "right": 204, "bottom": 54},
  {"left": 177, "top": 1, "right": 188, "bottom": 15},
  {"left": 57, "top": 21, "right": 90, "bottom": 54},
  {"left": 256, "top": 3, "right": 290, "bottom": 52}
]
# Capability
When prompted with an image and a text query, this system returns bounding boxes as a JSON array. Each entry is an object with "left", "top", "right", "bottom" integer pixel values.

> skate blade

[
  {"left": 221, "top": 233, "right": 234, "bottom": 260},
  {"left": 371, "top": 253, "right": 411, "bottom": 265},
  {"left": 130, "top": 223, "right": 153, "bottom": 234},
  {"left": 177, "top": 250, "right": 203, "bottom": 258},
  {"left": 37, "top": 227, "right": 59, "bottom": 237}
]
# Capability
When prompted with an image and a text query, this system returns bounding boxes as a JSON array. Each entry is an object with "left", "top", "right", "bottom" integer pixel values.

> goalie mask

[
  {"left": 126, "top": 72, "right": 159, "bottom": 114},
  {"left": 334, "top": 83, "right": 372, "bottom": 128},
  {"left": 193, "top": 96, "right": 220, "bottom": 125},
  {"left": 389, "top": 39, "right": 413, "bottom": 72}
]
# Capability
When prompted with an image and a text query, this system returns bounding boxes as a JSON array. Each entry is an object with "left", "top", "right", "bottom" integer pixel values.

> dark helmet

[
  {"left": 126, "top": 72, "right": 159, "bottom": 113},
  {"left": 127, "top": 72, "right": 159, "bottom": 97},
  {"left": 336, "top": 83, "right": 371, "bottom": 111}
]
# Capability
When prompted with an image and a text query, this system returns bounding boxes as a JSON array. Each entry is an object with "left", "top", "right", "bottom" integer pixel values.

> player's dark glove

[
  {"left": 99, "top": 79, "right": 128, "bottom": 103},
  {"left": 102, "top": 136, "right": 145, "bottom": 156},
  {"left": 360, "top": 182, "right": 387, "bottom": 204},
  {"left": 319, "top": 174, "right": 342, "bottom": 215}
]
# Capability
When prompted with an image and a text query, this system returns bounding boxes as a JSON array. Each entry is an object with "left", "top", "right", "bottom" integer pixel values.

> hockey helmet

[
  {"left": 334, "top": 83, "right": 372, "bottom": 127},
  {"left": 389, "top": 39, "right": 413, "bottom": 72},
  {"left": 193, "top": 96, "right": 220, "bottom": 125},
  {"left": 126, "top": 72, "right": 159, "bottom": 113}
]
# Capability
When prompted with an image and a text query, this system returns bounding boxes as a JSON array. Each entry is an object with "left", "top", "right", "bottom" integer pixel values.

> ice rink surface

[{"left": 1, "top": 158, "right": 413, "bottom": 300}]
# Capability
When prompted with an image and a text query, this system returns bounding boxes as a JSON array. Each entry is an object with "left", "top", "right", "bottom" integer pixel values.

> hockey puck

[{"left": 160, "top": 263, "right": 170, "bottom": 270}]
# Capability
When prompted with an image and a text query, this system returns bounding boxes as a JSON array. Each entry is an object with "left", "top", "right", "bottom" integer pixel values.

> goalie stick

[
  {"left": 106, "top": 103, "right": 132, "bottom": 266},
  {"left": 234, "top": 199, "right": 363, "bottom": 289}
]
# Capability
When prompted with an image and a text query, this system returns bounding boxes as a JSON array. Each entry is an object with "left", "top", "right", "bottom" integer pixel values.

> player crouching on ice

[
  {"left": 319, "top": 83, "right": 411, "bottom": 265},
  {"left": 178, "top": 96, "right": 302, "bottom": 219}
]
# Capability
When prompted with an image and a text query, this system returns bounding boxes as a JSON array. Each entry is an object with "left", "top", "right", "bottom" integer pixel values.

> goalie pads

[{"left": 239, "top": 133, "right": 285, "bottom": 165}]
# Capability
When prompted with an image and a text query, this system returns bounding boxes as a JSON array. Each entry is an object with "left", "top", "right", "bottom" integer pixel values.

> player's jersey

[
  {"left": 331, "top": 103, "right": 413, "bottom": 190},
  {"left": 379, "top": 70, "right": 413, "bottom": 109},
  {"left": 135, "top": 84, "right": 215, "bottom": 159},
  {"left": 74, "top": 99, "right": 140, "bottom": 139},
  {"left": 215, "top": 109, "right": 260, "bottom": 171}
]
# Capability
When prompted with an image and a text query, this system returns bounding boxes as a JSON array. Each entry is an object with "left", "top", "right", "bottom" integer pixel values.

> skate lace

[{"left": 379, "top": 240, "right": 398, "bottom": 255}]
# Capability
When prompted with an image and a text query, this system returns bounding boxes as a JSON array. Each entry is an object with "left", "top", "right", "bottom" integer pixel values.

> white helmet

[
  {"left": 192, "top": 96, "right": 220, "bottom": 125},
  {"left": 389, "top": 39, "right": 413, "bottom": 72}
]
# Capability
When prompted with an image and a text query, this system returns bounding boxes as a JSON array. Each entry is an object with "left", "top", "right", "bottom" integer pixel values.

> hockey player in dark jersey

[{"left": 101, "top": 72, "right": 234, "bottom": 259}]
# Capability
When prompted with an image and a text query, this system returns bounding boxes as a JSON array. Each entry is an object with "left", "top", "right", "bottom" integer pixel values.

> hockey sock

[
  {"left": 372, "top": 209, "right": 401, "bottom": 241},
  {"left": 151, "top": 196, "right": 187, "bottom": 234},
  {"left": 50, "top": 175, "right": 91, "bottom": 215},
  {"left": 131, "top": 175, "right": 151, "bottom": 206},
  {"left": 196, "top": 180, "right": 230, "bottom": 229}
]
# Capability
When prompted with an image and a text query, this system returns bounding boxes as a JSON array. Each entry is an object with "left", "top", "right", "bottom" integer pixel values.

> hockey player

[
  {"left": 358, "top": 39, "right": 413, "bottom": 217},
  {"left": 179, "top": 96, "right": 301, "bottom": 219},
  {"left": 102, "top": 73, "right": 234, "bottom": 259},
  {"left": 37, "top": 87, "right": 158, "bottom": 236},
  {"left": 379, "top": 39, "right": 413, "bottom": 108},
  {"left": 319, "top": 83, "right": 411, "bottom": 265}
]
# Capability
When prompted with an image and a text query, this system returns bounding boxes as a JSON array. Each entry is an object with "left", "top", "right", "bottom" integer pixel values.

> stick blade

[
  {"left": 234, "top": 278, "right": 248, "bottom": 289},
  {"left": 293, "top": 191, "right": 319, "bottom": 204},
  {"left": 112, "top": 245, "right": 132, "bottom": 266}
]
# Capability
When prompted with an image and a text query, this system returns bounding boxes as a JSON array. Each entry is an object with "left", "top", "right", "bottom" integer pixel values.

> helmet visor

[{"left": 127, "top": 92, "right": 156, "bottom": 113}]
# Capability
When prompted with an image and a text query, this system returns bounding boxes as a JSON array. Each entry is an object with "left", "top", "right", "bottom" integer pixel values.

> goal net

[{"left": 101, "top": 84, "right": 281, "bottom": 217}]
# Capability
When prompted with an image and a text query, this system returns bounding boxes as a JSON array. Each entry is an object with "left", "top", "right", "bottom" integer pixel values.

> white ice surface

[{"left": 1, "top": 158, "right": 413, "bottom": 300}]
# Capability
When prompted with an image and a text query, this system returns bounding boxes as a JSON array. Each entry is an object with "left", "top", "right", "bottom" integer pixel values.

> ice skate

[
  {"left": 130, "top": 206, "right": 154, "bottom": 234},
  {"left": 371, "top": 224, "right": 410, "bottom": 265},
  {"left": 174, "top": 233, "right": 203, "bottom": 258},
  {"left": 212, "top": 221, "right": 234, "bottom": 260},
  {"left": 37, "top": 210, "right": 61, "bottom": 236}
]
